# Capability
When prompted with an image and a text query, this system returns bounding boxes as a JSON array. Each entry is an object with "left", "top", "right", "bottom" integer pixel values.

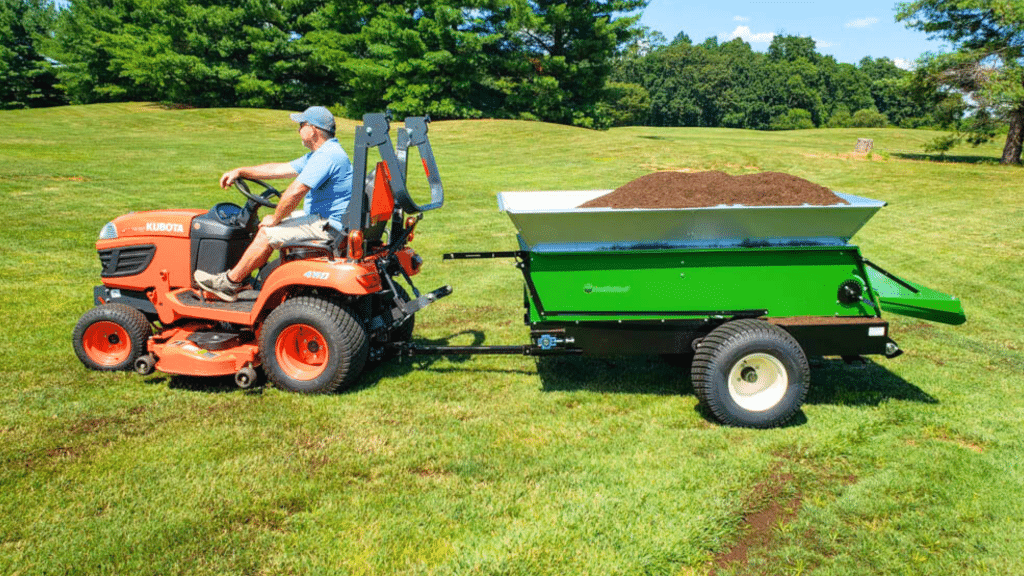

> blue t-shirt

[{"left": 289, "top": 139, "right": 353, "bottom": 229}]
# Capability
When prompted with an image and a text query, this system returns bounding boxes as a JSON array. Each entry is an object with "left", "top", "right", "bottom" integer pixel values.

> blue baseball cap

[{"left": 290, "top": 106, "right": 335, "bottom": 135}]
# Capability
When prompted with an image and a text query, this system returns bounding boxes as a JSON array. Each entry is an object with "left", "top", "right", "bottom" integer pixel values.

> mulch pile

[{"left": 579, "top": 171, "right": 848, "bottom": 209}]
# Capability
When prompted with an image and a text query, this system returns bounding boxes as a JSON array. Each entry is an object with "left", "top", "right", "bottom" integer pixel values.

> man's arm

[
  {"left": 260, "top": 180, "right": 311, "bottom": 228},
  {"left": 220, "top": 162, "right": 298, "bottom": 189}
]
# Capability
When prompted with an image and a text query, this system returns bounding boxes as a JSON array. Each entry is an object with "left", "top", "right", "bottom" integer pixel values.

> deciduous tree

[{"left": 898, "top": 0, "right": 1024, "bottom": 164}]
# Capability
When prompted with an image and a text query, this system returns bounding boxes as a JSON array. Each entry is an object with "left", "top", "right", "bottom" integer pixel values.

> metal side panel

[
  {"left": 865, "top": 267, "right": 966, "bottom": 326},
  {"left": 498, "top": 190, "right": 886, "bottom": 250},
  {"left": 523, "top": 246, "right": 878, "bottom": 323}
]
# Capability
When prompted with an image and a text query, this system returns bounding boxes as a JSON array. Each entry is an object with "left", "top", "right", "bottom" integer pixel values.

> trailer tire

[
  {"left": 73, "top": 304, "right": 152, "bottom": 372},
  {"left": 691, "top": 319, "right": 808, "bottom": 428},
  {"left": 260, "top": 296, "right": 368, "bottom": 394}
]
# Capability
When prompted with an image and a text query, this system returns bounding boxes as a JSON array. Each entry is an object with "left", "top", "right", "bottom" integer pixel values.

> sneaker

[{"left": 194, "top": 270, "right": 241, "bottom": 303}]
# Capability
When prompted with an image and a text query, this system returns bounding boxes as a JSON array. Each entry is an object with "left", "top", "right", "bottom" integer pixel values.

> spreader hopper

[{"left": 497, "top": 190, "right": 886, "bottom": 251}]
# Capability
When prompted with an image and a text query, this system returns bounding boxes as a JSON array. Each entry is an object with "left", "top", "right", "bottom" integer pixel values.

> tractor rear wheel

[
  {"left": 73, "top": 304, "right": 152, "bottom": 371},
  {"left": 259, "top": 296, "right": 368, "bottom": 393},
  {"left": 691, "top": 319, "right": 809, "bottom": 428}
]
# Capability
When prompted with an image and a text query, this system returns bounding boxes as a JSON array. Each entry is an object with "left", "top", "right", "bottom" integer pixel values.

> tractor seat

[{"left": 278, "top": 166, "right": 389, "bottom": 263}]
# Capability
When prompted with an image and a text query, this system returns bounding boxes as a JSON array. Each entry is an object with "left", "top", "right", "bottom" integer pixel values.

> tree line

[
  {"left": 607, "top": 31, "right": 963, "bottom": 132},
  {"left": 2, "top": 0, "right": 1021, "bottom": 163},
  {"left": 2, "top": 0, "right": 646, "bottom": 128}
]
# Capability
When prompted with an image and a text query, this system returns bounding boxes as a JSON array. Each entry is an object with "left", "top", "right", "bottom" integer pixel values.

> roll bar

[{"left": 345, "top": 112, "right": 444, "bottom": 233}]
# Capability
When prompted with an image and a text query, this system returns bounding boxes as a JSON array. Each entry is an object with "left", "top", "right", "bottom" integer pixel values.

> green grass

[{"left": 1, "top": 103, "right": 1022, "bottom": 575}]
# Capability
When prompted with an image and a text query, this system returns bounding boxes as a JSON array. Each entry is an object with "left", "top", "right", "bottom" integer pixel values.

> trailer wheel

[
  {"left": 260, "top": 296, "right": 368, "bottom": 393},
  {"left": 691, "top": 319, "right": 809, "bottom": 428},
  {"left": 73, "top": 304, "right": 152, "bottom": 371}
]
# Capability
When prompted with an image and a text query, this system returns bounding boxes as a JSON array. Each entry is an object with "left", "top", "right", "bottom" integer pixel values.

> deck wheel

[
  {"left": 73, "top": 304, "right": 152, "bottom": 371},
  {"left": 260, "top": 296, "right": 368, "bottom": 393},
  {"left": 691, "top": 319, "right": 809, "bottom": 428}
]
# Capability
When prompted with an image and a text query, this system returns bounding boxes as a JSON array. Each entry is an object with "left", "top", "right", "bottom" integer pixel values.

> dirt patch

[
  {"left": 712, "top": 454, "right": 861, "bottom": 574},
  {"left": 70, "top": 416, "right": 123, "bottom": 435},
  {"left": 580, "top": 171, "right": 847, "bottom": 209},
  {"left": 713, "top": 469, "right": 802, "bottom": 574},
  {"left": 46, "top": 446, "right": 82, "bottom": 459}
]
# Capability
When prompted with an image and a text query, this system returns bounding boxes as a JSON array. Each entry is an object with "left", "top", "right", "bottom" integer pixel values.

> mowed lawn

[{"left": 1, "top": 103, "right": 1022, "bottom": 576}]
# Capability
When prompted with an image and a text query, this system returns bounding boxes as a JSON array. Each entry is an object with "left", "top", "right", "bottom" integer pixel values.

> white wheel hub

[{"left": 728, "top": 353, "right": 789, "bottom": 412}]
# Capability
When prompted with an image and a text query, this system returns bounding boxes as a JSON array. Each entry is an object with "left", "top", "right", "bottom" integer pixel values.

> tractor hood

[{"left": 106, "top": 210, "right": 205, "bottom": 240}]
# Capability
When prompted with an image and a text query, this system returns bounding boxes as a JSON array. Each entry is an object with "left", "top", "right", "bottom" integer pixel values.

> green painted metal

[
  {"left": 864, "top": 267, "right": 966, "bottom": 325},
  {"left": 525, "top": 246, "right": 878, "bottom": 323}
]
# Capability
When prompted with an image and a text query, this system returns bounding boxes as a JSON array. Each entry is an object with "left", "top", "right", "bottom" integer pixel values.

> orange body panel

[
  {"left": 97, "top": 209, "right": 204, "bottom": 290},
  {"left": 257, "top": 258, "right": 384, "bottom": 303},
  {"left": 371, "top": 162, "right": 395, "bottom": 224},
  {"left": 148, "top": 250, "right": 416, "bottom": 327},
  {"left": 149, "top": 324, "right": 258, "bottom": 376},
  {"left": 395, "top": 247, "right": 422, "bottom": 276}
]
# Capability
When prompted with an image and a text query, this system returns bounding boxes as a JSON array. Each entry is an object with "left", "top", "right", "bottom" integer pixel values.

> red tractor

[{"left": 73, "top": 113, "right": 449, "bottom": 392}]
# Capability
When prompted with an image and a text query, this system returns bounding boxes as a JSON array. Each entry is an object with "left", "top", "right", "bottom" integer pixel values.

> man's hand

[
  {"left": 220, "top": 169, "right": 242, "bottom": 189},
  {"left": 259, "top": 214, "right": 279, "bottom": 229}
]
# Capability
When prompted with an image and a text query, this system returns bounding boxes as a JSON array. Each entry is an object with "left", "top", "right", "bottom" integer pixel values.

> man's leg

[
  {"left": 226, "top": 228, "right": 274, "bottom": 284},
  {"left": 194, "top": 215, "right": 330, "bottom": 302}
]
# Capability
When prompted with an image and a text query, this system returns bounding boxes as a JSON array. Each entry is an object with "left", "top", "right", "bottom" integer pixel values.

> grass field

[{"left": 1, "top": 103, "right": 1022, "bottom": 576}]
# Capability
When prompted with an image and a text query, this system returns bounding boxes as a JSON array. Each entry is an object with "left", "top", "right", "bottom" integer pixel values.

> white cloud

[
  {"left": 893, "top": 58, "right": 916, "bottom": 70},
  {"left": 733, "top": 16, "right": 749, "bottom": 22},
  {"left": 845, "top": 17, "right": 879, "bottom": 28},
  {"left": 815, "top": 39, "right": 838, "bottom": 49},
  {"left": 724, "top": 25, "right": 775, "bottom": 44}
]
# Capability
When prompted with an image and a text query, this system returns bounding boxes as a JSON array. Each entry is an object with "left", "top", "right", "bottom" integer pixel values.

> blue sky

[{"left": 636, "top": 1, "right": 951, "bottom": 68}]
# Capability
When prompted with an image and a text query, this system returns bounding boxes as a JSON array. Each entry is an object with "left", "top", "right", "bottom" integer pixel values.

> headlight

[{"left": 98, "top": 222, "right": 118, "bottom": 240}]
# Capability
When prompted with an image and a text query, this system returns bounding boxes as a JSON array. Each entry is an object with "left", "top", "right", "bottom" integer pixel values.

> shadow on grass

[
  {"left": 889, "top": 151, "right": 1002, "bottom": 165},
  {"left": 157, "top": 374, "right": 264, "bottom": 395},
  {"left": 534, "top": 354, "right": 935, "bottom": 405},
  {"left": 804, "top": 356, "right": 938, "bottom": 406},
  {"left": 532, "top": 354, "right": 936, "bottom": 426},
  {"left": 151, "top": 338, "right": 938, "bottom": 421},
  {"left": 144, "top": 330, "right": 516, "bottom": 395},
  {"left": 350, "top": 330, "right": 543, "bottom": 392},
  {"left": 536, "top": 355, "right": 691, "bottom": 396}
]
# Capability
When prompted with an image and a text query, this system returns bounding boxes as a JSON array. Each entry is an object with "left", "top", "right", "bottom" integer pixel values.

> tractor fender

[{"left": 250, "top": 258, "right": 382, "bottom": 319}]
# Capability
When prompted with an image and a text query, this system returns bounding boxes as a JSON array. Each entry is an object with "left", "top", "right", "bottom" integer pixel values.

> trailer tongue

[{"left": 417, "top": 186, "right": 964, "bottom": 428}]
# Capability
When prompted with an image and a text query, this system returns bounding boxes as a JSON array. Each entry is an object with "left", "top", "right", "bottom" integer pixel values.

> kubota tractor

[{"left": 73, "top": 113, "right": 450, "bottom": 392}]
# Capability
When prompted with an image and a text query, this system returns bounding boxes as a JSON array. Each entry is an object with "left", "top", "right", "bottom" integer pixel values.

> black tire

[
  {"left": 259, "top": 296, "right": 368, "bottom": 393},
  {"left": 691, "top": 319, "right": 809, "bottom": 428},
  {"left": 73, "top": 304, "right": 152, "bottom": 371}
]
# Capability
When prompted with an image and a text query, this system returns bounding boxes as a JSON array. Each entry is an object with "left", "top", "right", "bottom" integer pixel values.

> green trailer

[{"left": 426, "top": 188, "right": 965, "bottom": 429}]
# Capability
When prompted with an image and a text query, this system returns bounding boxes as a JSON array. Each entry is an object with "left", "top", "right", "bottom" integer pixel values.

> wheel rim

[
  {"left": 275, "top": 324, "right": 330, "bottom": 380},
  {"left": 82, "top": 321, "right": 131, "bottom": 366},
  {"left": 727, "top": 353, "right": 789, "bottom": 412}
]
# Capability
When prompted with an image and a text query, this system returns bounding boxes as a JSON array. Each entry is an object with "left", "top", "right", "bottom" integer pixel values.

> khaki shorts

[{"left": 263, "top": 214, "right": 332, "bottom": 249}]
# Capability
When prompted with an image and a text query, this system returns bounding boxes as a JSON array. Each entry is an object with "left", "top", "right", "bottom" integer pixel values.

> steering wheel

[{"left": 234, "top": 177, "right": 280, "bottom": 208}]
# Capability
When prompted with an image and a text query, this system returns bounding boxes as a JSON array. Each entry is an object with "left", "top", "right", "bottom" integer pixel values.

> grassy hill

[{"left": 1, "top": 103, "right": 1022, "bottom": 575}]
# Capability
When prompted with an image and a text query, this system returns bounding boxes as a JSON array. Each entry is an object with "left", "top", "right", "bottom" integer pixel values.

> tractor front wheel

[
  {"left": 259, "top": 296, "right": 368, "bottom": 393},
  {"left": 73, "top": 304, "right": 152, "bottom": 371},
  {"left": 691, "top": 319, "right": 809, "bottom": 428}
]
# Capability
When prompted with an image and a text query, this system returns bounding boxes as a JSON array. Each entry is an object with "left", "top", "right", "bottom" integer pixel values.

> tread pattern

[
  {"left": 73, "top": 303, "right": 152, "bottom": 371},
  {"left": 259, "top": 296, "right": 368, "bottom": 393},
  {"left": 691, "top": 319, "right": 809, "bottom": 428}
]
